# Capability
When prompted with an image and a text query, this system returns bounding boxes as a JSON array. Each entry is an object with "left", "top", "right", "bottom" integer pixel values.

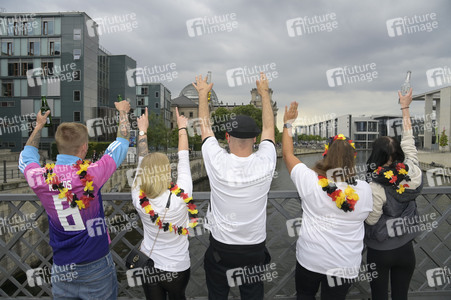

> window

[
  {"left": 180, "top": 112, "right": 185, "bottom": 116},
  {"left": 2, "top": 82, "right": 13, "bottom": 96},
  {"left": 368, "top": 122, "right": 378, "bottom": 132},
  {"left": 189, "top": 112, "right": 193, "bottom": 118},
  {"left": 22, "top": 22, "right": 29, "bottom": 36},
  {"left": 155, "top": 92, "right": 159, "bottom": 98},
  {"left": 8, "top": 63, "right": 20, "bottom": 76},
  {"left": 73, "top": 29, "right": 81, "bottom": 40},
  {"left": 73, "top": 49, "right": 81, "bottom": 60},
  {"left": 41, "top": 62, "right": 54, "bottom": 76},
  {"left": 74, "top": 70, "right": 81, "bottom": 81},
  {"left": 155, "top": 102, "right": 159, "bottom": 108},
  {"left": 21, "top": 62, "right": 33, "bottom": 76},
  {"left": 1, "top": 101, "right": 15, "bottom": 107},
  {"left": 28, "top": 40, "right": 40, "bottom": 56},
  {"left": 13, "top": 22, "right": 19, "bottom": 36},
  {"left": 354, "top": 134, "right": 367, "bottom": 141},
  {"left": 2, "top": 41, "right": 13, "bottom": 55},
  {"left": 42, "top": 19, "right": 54, "bottom": 35},
  {"left": 74, "top": 111, "right": 81, "bottom": 122},
  {"left": 355, "top": 121, "right": 367, "bottom": 132},
  {"left": 141, "top": 87, "right": 148, "bottom": 95},
  {"left": 49, "top": 42, "right": 54, "bottom": 55},
  {"left": 137, "top": 97, "right": 145, "bottom": 106},
  {"left": 73, "top": 91, "right": 81, "bottom": 102}
]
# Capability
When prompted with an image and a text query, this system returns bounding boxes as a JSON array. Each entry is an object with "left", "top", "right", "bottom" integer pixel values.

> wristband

[
  {"left": 178, "top": 127, "right": 187, "bottom": 131},
  {"left": 283, "top": 123, "right": 292, "bottom": 129},
  {"left": 401, "top": 107, "right": 409, "bottom": 110}
]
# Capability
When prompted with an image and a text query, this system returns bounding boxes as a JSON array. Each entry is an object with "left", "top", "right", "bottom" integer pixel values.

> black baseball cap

[{"left": 224, "top": 115, "right": 261, "bottom": 138}]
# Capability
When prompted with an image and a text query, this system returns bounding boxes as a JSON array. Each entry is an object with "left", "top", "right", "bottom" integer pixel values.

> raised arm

[
  {"left": 176, "top": 107, "right": 189, "bottom": 151},
  {"left": 193, "top": 75, "right": 214, "bottom": 141},
  {"left": 26, "top": 110, "right": 50, "bottom": 148},
  {"left": 137, "top": 107, "right": 149, "bottom": 158},
  {"left": 257, "top": 72, "right": 275, "bottom": 143},
  {"left": 282, "top": 101, "right": 301, "bottom": 174},
  {"left": 115, "top": 100, "right": 131, "bottom": 140},
  {"left": 399, "top": 88, "right": 413, "bottom": 132}
]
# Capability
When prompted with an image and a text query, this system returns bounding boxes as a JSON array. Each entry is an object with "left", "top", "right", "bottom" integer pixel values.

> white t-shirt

[
  {"left": 290, "top": 163, "right": 373, "bottom": 278},
  {"left": 202, "top": 137, "right": 276, "bottom": 245},
  {"left": 132, "top": 150, "right": 192, "bottom": 272}
]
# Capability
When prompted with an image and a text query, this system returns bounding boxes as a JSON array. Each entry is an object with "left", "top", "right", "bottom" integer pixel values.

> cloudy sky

[{"left": 6, "top": 0, "right": 451, "bottom": 129}]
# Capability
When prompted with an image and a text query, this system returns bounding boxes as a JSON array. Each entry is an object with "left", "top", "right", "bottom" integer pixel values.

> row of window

[
  {"left": 1, "top": 39, "right": 62, "bottom": 56},
  {"left": 6, "top": 62, "right": 81, "bottom": 77},
  {"left": 2, "top": 19, "right": 56, "bottom": 36},
  {"left": 355, "top": 121, "right": 378, "bottom": 132}
]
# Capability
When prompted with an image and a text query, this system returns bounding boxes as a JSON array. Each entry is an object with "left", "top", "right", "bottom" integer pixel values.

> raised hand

[
  {"left": 36, "top": 110, "right": 51, "bottom": 128},
  {"left": 398, "top": 88, "right": 413, "bottom": 109},
  {"left": 176, "top": 107, "right": 188, "bottom": 129},
  {"left": 137, "top": 107, "right": 149, "bottom": 132},
  {"left": 192, "top": 75, "right": 213, "bottom": 96},
  {"left": 284, "top": 101, "right": 299, "bottom": 124},
  {"left": 114, "top": 100, "right": 131, "bottom": 113},
  {"left": 256, "top": 72, "right": 269, "bottom": 95}
]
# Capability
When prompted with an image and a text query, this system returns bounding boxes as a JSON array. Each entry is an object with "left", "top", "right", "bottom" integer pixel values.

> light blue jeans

[{"left": 51, "top": 252, "right": 117, "bottom": 300}]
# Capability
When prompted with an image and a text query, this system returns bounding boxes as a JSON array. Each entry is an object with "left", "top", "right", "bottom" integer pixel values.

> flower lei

[
  {"left": 373, "top": 162, "right": 410, "bottom": 194},
  {"left": 318, "top": 175, "right": 359, "bottom": 212},
  {"left": 43, "top": 160, "right": 95, "bottom": 210},
  {"left": 323, "top": 134, "right": 356, "bottom": 158},
  {"left": 138, "top": 183, "right": 198, "bottom": 235}
]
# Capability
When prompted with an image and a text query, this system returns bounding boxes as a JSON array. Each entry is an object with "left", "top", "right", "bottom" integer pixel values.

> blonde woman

[{"left": 131, "top": 107, "right": 196, "bottom": 300}]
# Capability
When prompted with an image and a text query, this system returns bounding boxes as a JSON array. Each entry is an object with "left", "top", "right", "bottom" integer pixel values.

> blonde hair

[
  {"left": 135, "top": 153, "right": 171, "bottom": 198},
  {"left": 55, "top": 123, "right": 88, "bottom": 156},
  {"left": 312, "top": 140, "right": 356, "bottom": 181}
]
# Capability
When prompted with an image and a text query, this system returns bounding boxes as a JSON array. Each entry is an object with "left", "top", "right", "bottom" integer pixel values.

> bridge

[{"left": 0, "top": 188, "right": 450, "bottom": 299}]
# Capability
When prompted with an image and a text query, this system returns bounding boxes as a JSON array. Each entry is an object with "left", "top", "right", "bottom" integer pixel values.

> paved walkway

[{"left": 417, "top": 151, "right": 451, "bottom": 168}]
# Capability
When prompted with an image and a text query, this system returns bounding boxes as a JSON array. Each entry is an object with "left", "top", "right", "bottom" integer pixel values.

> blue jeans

[{"left": 51, "top": 252, "right": 118, "bottom": 300}]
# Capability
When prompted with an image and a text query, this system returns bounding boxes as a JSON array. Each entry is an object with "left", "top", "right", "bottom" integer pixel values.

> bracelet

[
  {"left": 178, "top": 127, "right": 187, "bottom": 131},
  {"left": 401, "top": 107, "right": 409, "bottom": 110}
]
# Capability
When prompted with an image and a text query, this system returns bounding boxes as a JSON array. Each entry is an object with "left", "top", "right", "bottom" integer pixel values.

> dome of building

[{"left": 179, "top": 84, "right": 219, "bottom": 105}]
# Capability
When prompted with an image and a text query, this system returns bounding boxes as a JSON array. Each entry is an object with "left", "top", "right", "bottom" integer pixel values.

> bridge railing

[{"left": 0, "top": 188, "right": 450, "bottom": 299}]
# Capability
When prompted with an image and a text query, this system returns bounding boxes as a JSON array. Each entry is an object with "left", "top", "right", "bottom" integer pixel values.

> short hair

[
  {"left": 55, "top": 123, "right": 89, "bottom": 156},
  {"left": 313, "top": 140, "right": 356, "bottom": 181},
  {"left": 134, "top": 153, "right": 171, "bottom": 199}
]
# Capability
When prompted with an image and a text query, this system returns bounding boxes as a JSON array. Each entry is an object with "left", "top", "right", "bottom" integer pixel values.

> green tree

[
  {"left": 439, "top": 128, "right": 448, "bottom": 147},
  {"left": 147, "top": 112, "right": 170, "bottom": 150}
]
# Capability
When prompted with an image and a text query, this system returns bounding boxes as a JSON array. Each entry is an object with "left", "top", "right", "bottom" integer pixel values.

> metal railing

[{"left": 0, "top": 188, "right": 450, "bottom": 299}]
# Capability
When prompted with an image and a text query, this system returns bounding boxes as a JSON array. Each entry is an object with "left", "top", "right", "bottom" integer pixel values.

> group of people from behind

[{"left": 20, "top": 72, "right": 422, "bottom": 300}]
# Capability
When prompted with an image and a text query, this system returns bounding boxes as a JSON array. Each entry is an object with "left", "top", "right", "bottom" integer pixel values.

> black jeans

[
  {"left": 295, "top": 262, "right": 352, "bottom": 300},
  {"left": 204, "top": 235, "right": 270, "bottom": 300},
  {"left": 142, "top": 267, "right": 190, "bottom": 300},
  {"left": 366, "top": 241, "right": 415, "bottom": 300}
]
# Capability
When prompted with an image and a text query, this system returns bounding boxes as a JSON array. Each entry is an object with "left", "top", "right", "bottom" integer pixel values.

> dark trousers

[
  {"left": 295, "top": 262, "right": 352, "bottom": 300},
  {"left": 366, "top": 241, "right": 416, "bottom": 300},
  {"left": 142, "top": 267, "right": 190, "bottom": 300},
  {"left": 204, "top": 235, "right": 270, "bottom": 300}
]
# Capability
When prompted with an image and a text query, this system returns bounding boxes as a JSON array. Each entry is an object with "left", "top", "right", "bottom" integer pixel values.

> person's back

[
  {"left": 19, "top": 101, "right": 131, "bottom": 299},
  {"left": 194, "top": 72, "right": 276, "bottom": 300}
]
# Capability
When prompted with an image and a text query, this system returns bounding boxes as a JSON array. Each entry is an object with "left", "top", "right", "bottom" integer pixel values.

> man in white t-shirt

[{"left": 193, "top": 72, "right": 276, "bottom": 300}]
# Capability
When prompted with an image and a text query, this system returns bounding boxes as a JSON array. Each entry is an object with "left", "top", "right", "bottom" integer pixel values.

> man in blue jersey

[{"left": 19, "top": 100, "right": 131, "bottom": 299}]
